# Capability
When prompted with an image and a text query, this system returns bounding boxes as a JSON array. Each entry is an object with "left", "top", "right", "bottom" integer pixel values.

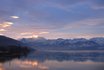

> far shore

[{"left": 40, "top": 50, "right": 104, "bottom": 53}]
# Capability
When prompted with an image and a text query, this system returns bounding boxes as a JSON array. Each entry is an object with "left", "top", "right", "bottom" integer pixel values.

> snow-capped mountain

[
  {"left": 90, "top": 37, "right": 104, "bottom": 46},
  {"left": 20, "top": 37, "right": 104, "bottom": 50}
]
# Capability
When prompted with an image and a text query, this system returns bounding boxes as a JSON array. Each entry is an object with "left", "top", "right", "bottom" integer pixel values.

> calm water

[{"left": 0, "top": 51, "right": 104, "bottom": 70}]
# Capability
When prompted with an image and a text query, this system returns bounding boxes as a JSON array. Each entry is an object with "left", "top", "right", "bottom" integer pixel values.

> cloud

[
  {"left": 20, "top": 33, "right": 39, "bottom": 38},
  {"left": 86, "top": 0, "right": 104, "bottom": 9},
  {"left": 39, "top": 32, "right": 49, "bottom": 34},
  {"left": 0, "top": 29, "right": 6, "bottom": 32},
  {"left": 65, "top": 18, "right": 104, "bottom": 29},
  {"left": 0, "top": 21, "right": 14, "bottom": 35},
  {"left": 0, "top": 22, "right": 13, "bottom": 28},
  {"left": 10, "top": 16, "right": 19, "bottom": 19},
  {"left": 45, "top": 0, "right": 104, "bottom": 11},
  {"left": 43, "top": 32, "right": 104, "bottom": 39},
  {"left": 20, "top": 32, "right": 33, "bottom": 35},
  {"left": 20, "top": 31, "right": 49, "bottom": 38},
  {"left": 0, "top": 0, "right": 103, "bottom": 39}
]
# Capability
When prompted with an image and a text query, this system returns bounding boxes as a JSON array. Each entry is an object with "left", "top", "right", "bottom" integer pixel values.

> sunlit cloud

[
  {"left": 0, "top": 29, "right": 6, "bottom": 32},
  {"left": 22, "top": 35, "right": 39, "bottom": 38},
  {"left": 20, "top": 32, "right": 38, "bottom": 38},
  {"left": 20, "top": 32, "right": 39, "bottom": 38},
  {"left": 32, "top": 35, "right": 39, "bottom": 38},
  {"left": 6, "top": 22, "right": 13, "bottom": 25},
  {"left": 39, "top": 32, "right": 49, "bottom": 34},
  {"left": 0, "top": 22, "right": 13, "bottom": 35},
  {"left": 0, "top": 22, "right": 14, "bottom": 28},
  {"left": 20, "top": 32, "right": 33, "bottom": 35},
  {"left": 20, "top": 31, "right": 49, "bottom": 38},
  {"left": 10, "top": 16, "right": 19, "bottom": 19}
]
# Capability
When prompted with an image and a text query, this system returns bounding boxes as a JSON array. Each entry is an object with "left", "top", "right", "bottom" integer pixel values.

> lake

[{"left": 0, "top": 51, "right": 104, "bottom": 70}]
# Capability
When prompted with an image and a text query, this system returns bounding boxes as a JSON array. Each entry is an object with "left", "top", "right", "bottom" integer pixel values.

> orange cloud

[
  {"left": 0, "top": 22, "right": 13, "bottom": 28},
  {"left": 0, "top": 22, "right": 14, "bottom": 35}
]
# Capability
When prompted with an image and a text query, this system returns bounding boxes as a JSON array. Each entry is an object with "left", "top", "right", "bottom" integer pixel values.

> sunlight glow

[{"left": 32, "top": 35, "right": 39, "bottom": 38}]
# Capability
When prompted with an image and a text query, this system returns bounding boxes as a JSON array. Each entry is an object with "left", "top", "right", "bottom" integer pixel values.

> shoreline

[{"left": 40, "top": 50, "right": 104, "bottom": 53}]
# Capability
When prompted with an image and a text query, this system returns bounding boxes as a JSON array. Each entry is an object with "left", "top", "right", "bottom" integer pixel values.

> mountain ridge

[
  {"left": 0, "top": 35, "right": 30, "bottom": 55},
  {"left": 20, "top": 37, "right": 104, "bottom": 50},
  {"left": 0, "top": 35, "right": 22, "bottom": 46}
]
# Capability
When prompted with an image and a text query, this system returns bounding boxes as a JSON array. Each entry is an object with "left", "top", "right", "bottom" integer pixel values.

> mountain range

[
  {"left": 20, "top": 37, "right": 104, "bottom": 50},
  {"left": 0, "top": 35, "right": 104, "bottom": 51}
]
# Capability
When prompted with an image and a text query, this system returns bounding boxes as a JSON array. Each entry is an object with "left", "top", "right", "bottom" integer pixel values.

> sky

[{"left": 0, "top": 0, "right": 104, "bottom": 39}]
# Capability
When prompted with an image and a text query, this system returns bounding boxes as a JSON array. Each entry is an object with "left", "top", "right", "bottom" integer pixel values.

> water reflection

[
  {"left": 0, "top": 51, "right": 104, "bottom": 70},
  {"left": 0, "top": 55, "right": 20, "bottom": 63},
  {"left": 0, "top": 60, "right": 48, "bottom": 70},
  {"left": 25, "top": 51, "right": 104, "bottom": 62}
]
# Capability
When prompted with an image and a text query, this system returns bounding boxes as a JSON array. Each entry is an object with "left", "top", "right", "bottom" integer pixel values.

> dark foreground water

[{"left": 0, "top": 51, "right": 104, "bottom": 70}]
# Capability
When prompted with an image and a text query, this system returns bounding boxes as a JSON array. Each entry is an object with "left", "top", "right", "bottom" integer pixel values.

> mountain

[
  {"left": 0, "top": 35, "right": 30, "bottom": 55},
  {"left": 90, "top": 37, "right": 104, "bottom": 46},
  {"left": 20, "top": 37, "right": 104, "bottom": 50},
  {"left": 21, "top": 37, "right": 46, "bottom": 43},
  {"left": 0, "top": 35, "right": 22, "bottom": 46}
]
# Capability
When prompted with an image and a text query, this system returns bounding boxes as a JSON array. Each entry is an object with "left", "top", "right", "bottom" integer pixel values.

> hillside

[
  {"left": 0, "top": 35, "right": 30, "bottom": 55},
  {"left": 0, "top": 35, "right": 22, "bottom": 46}
]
